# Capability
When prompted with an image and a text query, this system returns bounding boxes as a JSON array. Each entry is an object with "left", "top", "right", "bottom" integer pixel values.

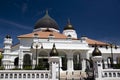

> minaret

[
  {"left": 92, "top": 45, "right": 103, "bottom": 80},
  {"left": 4, "top": 35, "right": 12, "bottom": 53},
  {"left": 63, "top": 19, "right": 77, "bottom": 38},
  {"left": 2, "top": 35, "right": 12, "bottom": 69}
]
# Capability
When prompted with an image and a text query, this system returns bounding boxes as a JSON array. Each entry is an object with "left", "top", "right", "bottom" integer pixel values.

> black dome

[
  {"left": 64, "top": 19, "right": 74, "bottom": 30},
  {"left": 50, "top": 43, "right": 58, "bottom": 56},
  {"left": 34, "top": 11, "right": 59, "bottom": 30},
  {"left": 92, "top": 45, "right": 102, "bottom": 56},
  {"left": 6, "top": 35, "right": 11, "bottom": 39}
]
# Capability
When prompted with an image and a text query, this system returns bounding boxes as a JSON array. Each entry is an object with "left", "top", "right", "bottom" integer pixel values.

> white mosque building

[{"left": 0, "top": 11, "right": 120, "bottom": 80}]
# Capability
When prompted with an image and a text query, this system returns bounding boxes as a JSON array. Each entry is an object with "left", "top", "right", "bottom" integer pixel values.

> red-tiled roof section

[
  {"left": 18, "top": 31, "right": 67, "bottom": 39},
  {"left": 86, "top": 38, "right": 107, "bottom": 45},
  {"left": 0, "top": 49, "right": 3, "bottom": 52}
]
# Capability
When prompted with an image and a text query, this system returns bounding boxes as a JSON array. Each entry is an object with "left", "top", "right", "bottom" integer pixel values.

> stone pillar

[
  {"left": 49, "top": 57, "right": 59, "bottom": 80},
  {"left": 59, "top": 57, "right": 62, "bottom": 71},
  {"left": 82, "top": 58, "right": 86, "bottom": 71},
  {"left": 67, "top": 53, "right": 74, "bottom": 71},
  {"left": 92, "top": 56, "right": 103, "bottom": 80}
]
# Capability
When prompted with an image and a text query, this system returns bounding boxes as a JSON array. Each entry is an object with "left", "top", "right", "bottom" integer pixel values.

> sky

[{"left": 0, "top": 0, "right": 120, "bottom": 48}]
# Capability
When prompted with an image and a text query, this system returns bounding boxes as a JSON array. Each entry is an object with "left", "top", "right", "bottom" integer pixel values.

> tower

[
  {"left": 2, "top": 35, "right": 13, "bottom": 69},
  {"left": 63, "top": 19, "right": 77, "bottom": 38},
  {"left": 92, "top": 45, "right": 103, "bottom": 80}
]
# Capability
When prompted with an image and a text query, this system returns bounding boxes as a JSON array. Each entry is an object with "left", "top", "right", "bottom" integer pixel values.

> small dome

[
  {"left": 64, "top": 19, "right": 74, "bottom": 30},
  {"left": 50, "top": 43, "right": 58, "bottom": 56},
  {"left": 92, "top": 45, "right": 102, "bottom": 56},
  {"left": 34, "top": 11, "right": 59, "bottom": 30},
  {"left": 6, "top": 35, "right": 11, "bottom": 39}
]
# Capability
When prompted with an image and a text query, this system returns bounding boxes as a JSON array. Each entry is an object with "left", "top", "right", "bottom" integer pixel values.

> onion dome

[
  {"left": 64, "top": 19, "right": 74, "bottom": 30},
  {"left": 6, "top": 35, "right": 11, "bottom": 39},
  {"left": 92, "top": 44, "right": 102, "bottom": 56},
  {"left": 50, "top": 43, "right": 58, "bottom": 56},
  {"left": 34, "top": 10, "right": 59, "bottom": 30}
]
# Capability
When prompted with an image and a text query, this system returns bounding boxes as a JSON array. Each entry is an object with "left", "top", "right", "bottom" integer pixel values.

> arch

[
  {"left": 14, "top": 57, "right": 19, "bottom": 67},
  {"left": 38, "top": 50, "right": 48, "bottom": 57},
  {"left": 73, "top": 52, "right": 82, "bottom": 70},
  {"left": 23, "top": 54, "right": 31, "bottom": 68}
]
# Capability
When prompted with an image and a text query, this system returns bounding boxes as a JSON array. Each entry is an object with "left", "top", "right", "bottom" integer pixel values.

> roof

[
  {"left": 18, "top": 31, "right": 67, "bottom": 39},
  {"left": 0, "top": 49, "right": 3, "bottom": 52},
  {"left": 34, "top": 11, "right": 59, "bottom": 30},
  {"left": 85, "top": 38, "right": 107, "bottom": 45}
]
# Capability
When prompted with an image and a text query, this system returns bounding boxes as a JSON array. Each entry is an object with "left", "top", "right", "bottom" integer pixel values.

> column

[
  {"left": 59, "top": 57, "right": 62, "bottom": 71},
  {"left": 49, "top": 57, "right": 59, "bottom": 80},
  {"left": 82, "top": 58, "right": 86, "bottom": 71},
  {"left": 67, "top": 53, "right": 74, "bottom": 71}
]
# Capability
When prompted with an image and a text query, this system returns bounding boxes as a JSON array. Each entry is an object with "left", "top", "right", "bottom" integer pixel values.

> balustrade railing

[
  {"left": 0, "top": 70, "right": 50, "bottom": 80},
  {"left": 103, "top": 69, "right": 120, "bottom": 78}
]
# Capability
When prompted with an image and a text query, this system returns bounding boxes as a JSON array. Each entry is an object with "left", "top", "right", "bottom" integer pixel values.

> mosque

[{"left": 0, "top": 11, "right": 120, "bottom": 80}]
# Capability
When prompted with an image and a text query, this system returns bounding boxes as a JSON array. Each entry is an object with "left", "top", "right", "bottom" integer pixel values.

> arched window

[{"left": 23, "top": 54, "right": 31, "bottom": 68}]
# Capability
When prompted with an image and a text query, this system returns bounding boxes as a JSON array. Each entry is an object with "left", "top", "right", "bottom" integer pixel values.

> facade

[{"left": 1, "top": 11, "right": 120, "bottom": 80}]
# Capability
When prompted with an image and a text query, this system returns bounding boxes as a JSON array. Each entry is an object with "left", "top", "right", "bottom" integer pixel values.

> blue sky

[{"left": 0, "top": 0, "right": 120, "bottom": 48}]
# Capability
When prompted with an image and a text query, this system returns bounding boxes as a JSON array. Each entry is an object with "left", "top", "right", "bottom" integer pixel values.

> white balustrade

[{"left": 0, "top": 70, "right": 50, "bottom": 80}]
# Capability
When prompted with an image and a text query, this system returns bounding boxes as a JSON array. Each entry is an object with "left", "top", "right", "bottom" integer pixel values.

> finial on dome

[
  {"left": 64, "top": 19, "right": 74, "bottom": 30},
  {"left": 67, "top": 18, "right": 71, "bottom": 24},
  {"left": 6, "top": 35, "right": 11, "bottom": 39},
  {"left": 46, "top": 9, "right": 49, "bottom": 15}
]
